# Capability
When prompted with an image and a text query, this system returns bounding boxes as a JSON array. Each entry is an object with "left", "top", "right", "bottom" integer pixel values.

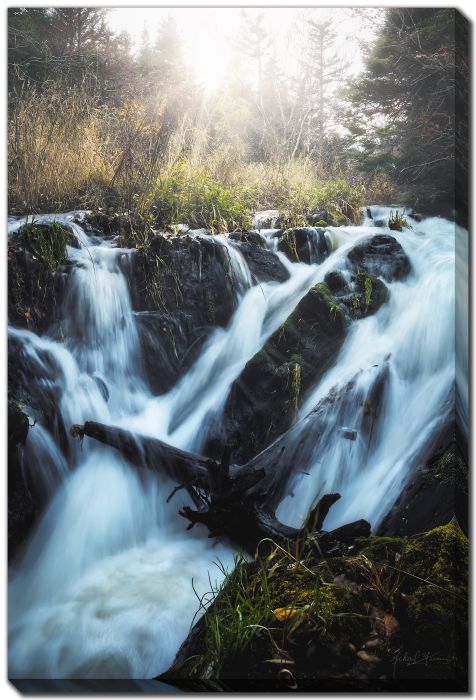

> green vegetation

[
  {"left": 180, "top": 522, "right": 467, "bottom": 683},
  {"left": 364, "top": 274, "right": 373, "bottom": 310},
  {"left": 429, "top": 451, "right": 468, "bottom": 494},
  {"left": 153, "top": 168, "right": 255, "bottom": 232},
  {"left": 388, "top": 211, "right": 411, "bottom": 232},
  {"left": 15, "top": 221, "right": 71, "bottom": 271},
  {"left": 348, "top": 9, "right": 467, "bottom": 223}
]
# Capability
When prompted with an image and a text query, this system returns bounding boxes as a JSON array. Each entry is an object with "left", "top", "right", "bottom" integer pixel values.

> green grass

[
  {"left": 152, "top": 167, "right": 256, "bottom": 233},
  {"left": 179, "top": 522, "right": 468, "bottom": 682},
  {"left": 388, "top": 210, "right": 411, "bottom": 231},
  {"left": 16, "top": 220, "right": 71, "bottom": 271}
]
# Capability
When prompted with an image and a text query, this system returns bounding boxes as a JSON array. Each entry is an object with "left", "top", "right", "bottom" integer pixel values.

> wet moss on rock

[
  {"left": 8, "top": 221, "right": 73, "bottom": 333},
  {"left": 164, "top": 522, "right": 468, "bottom": 688}
]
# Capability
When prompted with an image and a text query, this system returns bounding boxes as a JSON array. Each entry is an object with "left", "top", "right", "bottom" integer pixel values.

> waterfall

[
  {"left": 8, "top": 207, "right": 464, "bottom": 679},
  {"left": 277, "top": 216, "right": 458, "bottom": 528}
]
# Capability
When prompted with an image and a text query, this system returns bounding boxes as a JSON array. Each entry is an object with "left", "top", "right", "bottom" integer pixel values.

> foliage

[
  {"left": 180, "top": 522, "right": 468, "bottom": 683},
  {"left": 388, "top": 211, "right": 411, "bottom": 232},
  {"left": 348, "top": 9, "right": 468, "bottom": 221},
  {"left": 15, "top": 221, "right": 71, "bottom": 271},
  {"left": 152, "top": 168, "right": 256, "bottom": 232}
]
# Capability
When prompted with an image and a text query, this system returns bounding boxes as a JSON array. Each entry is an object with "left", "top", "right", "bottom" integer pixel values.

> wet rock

[
  {"left": 307, "top": 209, "right": 330, "bottom": 225},
  {"left": 8, "top": 399, "right": 34, "bottom": 559},
  {"left": 325, "top": 269, "right": 389, "bottom": 321},
  {"left": 252, "top": 210, "right": 283, "bottom": 230},
  {"left": 228, "top": 235, "right": 289, "bottom": 283},
  {"left": 222, "top": 282, "right": 348, "bottom": 462},
  {"left": 344, "top": 273, "right": 390, "bottom": 319},
  {"left": 8, "top": 223, "right": 73, "bottom": 334},
  {"left": 347, "top": 234, "right": 411, "bottom": 282},
  {"left": 325, "top": 270, "right": 350, "bottom": 295},
  {"left": 83, "top": 211, "right": 123, "bottom": 236},
  {"left": 379, "top": 418, "right": 467, "bottom": 537},
  {"left": 277, "top": 227, "right": 329, "bottom": 264},
  {"left": 130, "top": 234, "right": 237, "bottom": 328},
  {"left": 136, "top": 311, "right": 209, "bottom": 395}
]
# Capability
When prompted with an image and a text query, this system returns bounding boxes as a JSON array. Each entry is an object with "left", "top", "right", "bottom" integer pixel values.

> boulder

[
  {"left": 8, "top": 399, "right": 34, "bottom": 559},
  {"left": 252, "top": 210, "right": 282, "bottom": 230},
  {"left": 325, "top": 270, "right": 390, "bottom": 320},
  {"left": 221, "top": 282, "right": 348, "bottom": 462},
  {"left": 229, "top": 235, "right": 289, "bottom": 283},
  {"left": 277, "top": 227, "right": 329, "bottom": 264},
  {"left": 8, "top": 223, "right": 74, "bottom": 334},
  {"left": 347, "top": 234, "right": 411, "bottom": 282},
  {"left": 129, "top": 234, "right": 238, "bottom": 328}
]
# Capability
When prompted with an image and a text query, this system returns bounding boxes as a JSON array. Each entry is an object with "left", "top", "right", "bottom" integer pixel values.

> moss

[
  {"left": 364, "top": 275, "right": 373, "bottom": 310},
  {"left": 145, "top": 255, "right": 167, "bottom": 310},
  {"left": 8, "top": 221, "right": 72, "bottom": 332},
  {"left": 289, "top": 362, "right": 301, "bottom": 413},
  {"left": 206, "top": 289, "right": 216, "bottom": 324},
  {"left": 400, "top": 521, "right": 468, "bottom": 659},
  {"left": 354, "top": 535, "right": 405, "bottom": 561},
  {"left": 350, "top": 293, "right": 361, "bottom": 317},
  {"left": 177, "top": 522, "right": 468, "bottom": 683},
  {"left": 427, "top": 451, "right": 468, "bottom": 495}
]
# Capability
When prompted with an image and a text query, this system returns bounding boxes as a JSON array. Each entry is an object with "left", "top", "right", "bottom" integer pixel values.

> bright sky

[{"left": 107, "top": 7, "right": 381, "bottom": 91}]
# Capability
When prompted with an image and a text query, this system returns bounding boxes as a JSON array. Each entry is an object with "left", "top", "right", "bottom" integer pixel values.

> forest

[
  {"left": 7, "top": 7, "right": 469, "bottom": 693},
  {"left": 8, "top": 7, "right": 468, "bottom": 228}
]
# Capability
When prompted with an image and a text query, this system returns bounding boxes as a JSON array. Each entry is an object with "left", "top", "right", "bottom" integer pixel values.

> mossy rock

[
  {"left": 324, "top": 270, "right": 350, "bottom": 295},
  {"left": 221, "top": 282, "right": 348, "bottom": 462},
  {"left": 349, "top": 273, "right": 390, "bottom": 318},
  {"left": 12, "top": 222, "right": 75, "bottom": 269},
  {"left": 165, "top": 522, "right": 468, "bottom": 687},
  {"left": 8, "top": 222, "right": 73, "bottom": 333}
]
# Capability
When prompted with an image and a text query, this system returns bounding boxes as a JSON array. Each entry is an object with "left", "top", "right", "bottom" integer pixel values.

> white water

[
  {"left": 8, "top": 207, "right": 466, "bottom": 679},
  {"left": 278, "top": 211, "right": 461, "bottom": 528}
]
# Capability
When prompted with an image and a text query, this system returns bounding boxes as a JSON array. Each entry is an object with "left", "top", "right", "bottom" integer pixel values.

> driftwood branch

[{"left": 70, "top": 420, "right": 369, "bottom": 554}]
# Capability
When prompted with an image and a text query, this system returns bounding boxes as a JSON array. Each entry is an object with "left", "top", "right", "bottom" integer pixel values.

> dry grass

[{"left": 8, "top": 86, "right": 393, "bottom": 225}]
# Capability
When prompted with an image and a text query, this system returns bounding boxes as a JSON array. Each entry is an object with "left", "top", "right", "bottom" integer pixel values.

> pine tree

[{"left": 348, "top": 8, "right": 467, "bottom": 220}]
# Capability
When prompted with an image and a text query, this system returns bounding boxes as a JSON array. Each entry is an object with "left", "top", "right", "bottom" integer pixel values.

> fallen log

[{"left": 70, "top": 421, "right": 364, "bottom": 554}]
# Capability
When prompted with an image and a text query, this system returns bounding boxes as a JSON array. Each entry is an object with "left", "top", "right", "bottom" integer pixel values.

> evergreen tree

[{"left": 348, "top": 8, "right": 467, "bottom": 220}]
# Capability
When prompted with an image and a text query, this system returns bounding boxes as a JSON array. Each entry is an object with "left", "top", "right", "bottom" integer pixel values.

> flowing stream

[{"left": 8, "top": 208, "right": 466, "bottom": 679}]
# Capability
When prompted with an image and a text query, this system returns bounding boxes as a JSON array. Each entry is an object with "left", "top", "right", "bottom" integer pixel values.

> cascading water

[
  {"left": 8, "top": 207, "right": 466, "bottom": 679},
  {"left": 277, "top": 211, "right": 461, "bottom": 529}
]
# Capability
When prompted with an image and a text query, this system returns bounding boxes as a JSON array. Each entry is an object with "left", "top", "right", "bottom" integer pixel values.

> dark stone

[
  {"left": 8, "top": 224, "right": 72, "bottom": 334},
  {"left": 136, "top": 311, "right": 210, "bottom": 395},
  {"left": 128, "top": 234, "right": 237, "bottom": 328},
  {"left": 229, "top": 230, "right": 266, "bottom": 248},
  {"left": 346, "top": 273, "right": 390, "bottom": 318},
  {"left": 83, "top": 212, "right": 123, "bottom": 236},
  {"left": 347, "top": 234, "right": 411, "bottom": 282},
  {"left": 8, "top": 399, "right": 34, "bottom": 560},
  {"left": 230, "top": 240, "right": 289, "bottom": 283},
  {"left": 325, "top": 270, "right": 350, "bottom": 295},
  {"left": 221, "top": 282, "right": 348, "bottom": 462},
  {"left": 378, "top": 420, "right": 468, "bottom": 537},
  {"left": 277, "top": 227, "right": 329, "bottom": 264},
  {"left": 307, "top": 209, "right": 329, "bottom": 225}
]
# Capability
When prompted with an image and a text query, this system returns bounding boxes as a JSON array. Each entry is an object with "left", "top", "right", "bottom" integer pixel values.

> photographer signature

[{"left": 392, "top": 649, "right": 456, "bottom": 674}]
